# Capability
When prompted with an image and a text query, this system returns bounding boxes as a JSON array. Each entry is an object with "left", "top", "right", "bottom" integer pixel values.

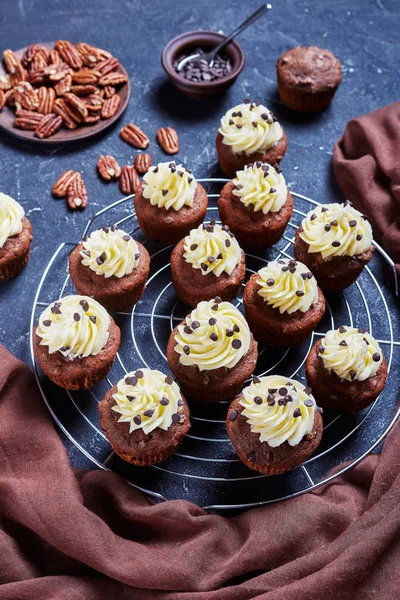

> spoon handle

[{"left": 212, "top": 3, "right": 272, "bottom": 56}]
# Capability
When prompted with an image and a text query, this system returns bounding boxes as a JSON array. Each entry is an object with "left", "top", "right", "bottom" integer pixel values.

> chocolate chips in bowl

[{"left": 162, "top": 31, "right": 244, "bottom": 99}]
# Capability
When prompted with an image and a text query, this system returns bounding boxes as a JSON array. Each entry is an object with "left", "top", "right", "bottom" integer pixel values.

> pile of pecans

[{"left": 0, "top": 41, "right": 128, "bottom": 139}]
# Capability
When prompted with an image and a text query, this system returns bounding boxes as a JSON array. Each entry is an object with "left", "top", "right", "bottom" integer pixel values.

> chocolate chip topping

[
  {"left": 135, "top": 370, "right": 144, "bottom": 379},
  {"left": 143, "top": 409, "right": 154, "bottom": 418},
  {"left": 96, "top": 252, "right": 106, "bottom": 265},
  {"left": 293, "top": 408, "right": 302, "bottom": 418},
  {"left": 229, "top": 410, "right": 238, "bottom": 422},
  {"left": 332, "top": 240, "right": 341, "bottom": 247},
  {"left": 211, "top": 304, "right": 219, "bottom": 311},
  {"left": 183, "top": 326, "right": 193, "bottom": 335},
  {"left": 279, "top": 387, "right": 288, "bottom": 396},
  {"left": 43, "top": 320, "right": 52, "bottom": 327},
  {"left": 356, "top": 234, "right": 363, "bottom": 241},
  {"left": 254, "top": 396, "right": 263, "bottom": 405},
  {"left": 172, "top": 413, "right": 181, "bottom": 424},
  {"left": 162, "top": 189, "right": 168, "bottom": 196},
  {"left": 232, "top": 339, "right": 242, "bottom": 349},
  {"left": 339, "top": 326, "right": 347, "bottom": 333},
  {"left": 165, "top": 375, "right": 174, "bottom": 384},
  {"left": 373, "top": 352, "right": 381, "bottom": 362},
  {"left": 191, "top": 321, "right": 200, "bottom": 330},
  {"left": 246, "top": 451, "right": 256, "bottom": 462},
  {"left": 266, "top": 278, "right": 275, "bottom": 287},
  {"left": 324, "top": 224, "right": 331, "bottom": 232},
  {"left": 208, "top": 318, "right": 216, "bottom": 326},
  {"left": 123, "top": 235, "right": 131, "bottom": 241},
  {"left": 358, "top": 327, "right": 366, "bottom": 334},
  {"left": 339, "top": 340, "right": 347, "bottom": 346},
  {"left": 210, "top": 333, "right": 218, "bottom": 341},
  {"left": 349, "top": 370, "right": 357, "bottom": 381},
  {"left": 190, "top": 244, "right": 198, "bottom": 251},
  {"left": 133, "top": 415, "right": 142, "bottom": 425},
  {"left": 296, "top": 290, "right": 305, "bottom": 297},
  {"left": 253, "top": 376, "right": 261, "bottom": 384},
  {"left": 160, "top": 397, "right": 169, "bottom": 406},
  {"left": 304, "top": 399, "right": 314, "bottom": 407},
  {"left": 304, "top": 386, "right": 312, "bottom": 395},
  {"left": 226, "top": 329, "right": 234, "bottom": 337},
  {"left": 349, "top": 220, "right": 357, "bottom": 227},
  {"left": 183, "top": 345, "right": 190, "bottom": 355},
  {"left": 125, "top": 376, "right": 138, "bottom": 386},
  {"left": 73, "top": 312, "right": 80, "bottom": 322},
  {"left": 89, "top": 316, "right": 97, "bottom": 324},
  {"left": 225, "top": 239, "right": 231, "bottom": 248},
  {"left": 201, "top": 263, "right": 208, "bottom": 271},
  {"left": 318, "top": 345, "right": 325, "bottom": 354}
]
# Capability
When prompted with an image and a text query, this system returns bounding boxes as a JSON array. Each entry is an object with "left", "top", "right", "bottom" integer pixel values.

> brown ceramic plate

[{"left": 0, "top": 42, "right": 131, "bottom": 144}]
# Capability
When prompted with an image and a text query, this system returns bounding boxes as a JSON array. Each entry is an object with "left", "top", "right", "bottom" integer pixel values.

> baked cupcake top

[
  {"left": 319, "top": 326, "right": 383, "bottom": 382},
  {"left": 299, "top": 202, "right": 372, "bottom": 260},
  {"left": 80, "top": 226, "right": 140, "bottom": 279},
  {"left": 36, "top": 295, "right": 110, "bottom": 359},
  {"left": 0, "top": 192, "right": 24, "bottom": 248},
  {"left": 219, "top": 100, "right": 283, "bottom": 156},
  {"left": 277, "top": 46, "right": 342, "bottom": 93},
  {"left": 239, "top": 375, "right": 316, "bottom": 447},
  {"left": 183, "top": 220, "right": 241, "bottom": 277},
  {"left": 256, "top": 258, "right": 318, "bottom": 314},
  {"left": 142, "top": 161, "right": 197, "bottom": 211},
  {"left": 111, "top": 368, "right": 184, "bottom": 434},
  {"left": 232, "top": 162, "right": 287, "bottom": 214},
  {"left": 174, "top": 298, "right": 251, "bottom": 371}
]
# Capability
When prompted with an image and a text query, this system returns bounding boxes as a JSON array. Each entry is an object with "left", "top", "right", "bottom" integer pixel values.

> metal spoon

[{"left": 177, "top": 4, "right": 272, "bottom": 72}]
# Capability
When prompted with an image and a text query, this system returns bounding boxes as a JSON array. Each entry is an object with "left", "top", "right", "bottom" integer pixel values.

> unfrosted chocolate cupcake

[
  {"left": 218, "top": 162, "right": 293, "bottom": 249},
  {"left": 227, "top": 375, "right": 323, "bottom": 474},
  {"left": 294, "top": 202, "right": 374, "bottom": 292},
  {"left": 0, "top": 193, "right": 32, "bottom": 281},
  {"left": 99, "top": 368, "right": 190, "bottom": 465},
  {"left": 305, "top": 326, "right": 387, "bottom": 414},
  {"left": 243, "top": 258, "right": 325, "bottom": 346},
  {"left": 33, "top": 295, "right": 120, "bottom": 390},
  {"left": 170, "top": 220, "right": 245, "bottom": 307},
  {"left": 134, "top": 161, "right": 208, "bottom": 245},
  {"left": 216, "top": 100, "right": 287, "bottom": 178},
  {"left": 69, "top": 225, "right": 150, "bottom": 312},
  {"left": 167, "top": 298, "right": 258, "bottom": 402},
  {"left": 276, "top": 46, "right": 342, "bottom": 112}
]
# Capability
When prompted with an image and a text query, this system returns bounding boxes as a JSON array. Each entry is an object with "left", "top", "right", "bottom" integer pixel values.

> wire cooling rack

[{"left": 29, "top": 179, "right": 400, "bottom": 510}]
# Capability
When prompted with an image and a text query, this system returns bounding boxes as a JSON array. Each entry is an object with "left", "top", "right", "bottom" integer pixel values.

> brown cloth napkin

[
  {"left": 1, "top": 344, "right": 400, "bottom": 600},
  {"left": 333, "top": 101, "right": 400, "bottom": 272}
]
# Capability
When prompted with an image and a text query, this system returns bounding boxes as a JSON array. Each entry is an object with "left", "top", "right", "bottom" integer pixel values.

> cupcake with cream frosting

[
  {"left": 294, "top": 202, "right": 374, "bottom": 291},
  {"left": 134, "top": 161, "right": 208, "bottom": 245},
  {"left": 243, "top": 257, "right": 325, "bottom": 346},
  {"left": 33, "top": 295, "right": 120, "bottom": 390},
  {"left": 218, "top": 162, "right": 293, "bottom": 248},
  {"left": 0, "top": 193, "right": 32, "bottom": 281},
  {"left": 216, "top": 100, "right": 287, "bottom": 178},
  {"left": 69, "top": 225, "right": 150, "bottom": 312},
  {"left": 99, "top": 368, "right": 190, "bottom": 465},
  {"left": 166, "top": 298, "right": 258, "bottom": 402},
  {"left": 305, "top": 326, "right": 387, "bottom": 413},
  {"left": 227, "top": 375, "right": 323, "bottom": 474},
  {"left": 170, "top": 219, "right": 246, "bottom": 306}
]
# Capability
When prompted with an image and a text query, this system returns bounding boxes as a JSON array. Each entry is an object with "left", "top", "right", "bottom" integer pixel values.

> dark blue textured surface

[{"left": 0, "top": 0, "right": 399, "bottom": 484}]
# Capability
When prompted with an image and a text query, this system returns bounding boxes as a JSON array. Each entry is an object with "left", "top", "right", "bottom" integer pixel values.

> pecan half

[
  {"left": 14, "top": 109, "right": 43, "bottom": 130},
  {"left": 53, "top": 98, "right": 79, "bottom": 128},
  {"left": 94, "top": 87, "right": 105, "bottom": 99},
  {"left": 45, "top": 62, "right": 71, "bottom": 82},
  {"left": 54, "top": 74, "right": 72, "bottom": 96},
  {"left": 9, "top": 64, "right": 27, "bottom": 86},
  {"left": 3, "top": 49, "right": 20, "bottom": 74},
  {"left": 30, "top": 48, "right": 49, "bottom": 72},
  {"left": 120, "top": 165, "right": 140, "bottom": 194},
  {"left": 97, "top": 155, "right": 121, "bottom": 181},
  {"left": 120, "top": 123, "right": 149, "bottom": 149},
  {"left": 0, "top": 74, "right": 11, "bottom": 91},
  {"left": 0, "top": 90, "right": 5, "bottom": 112},
  {"left": 134, "top": 153, "right": 152, "bottom": 174},
  {"left": 54, "top": 41, "right": 83, "bottom": 70},
  {"left": 71, "top": 84, "right": 96, "bottom": 96},
  {"left": 21, "top": 44, "right": 42, "bottom": 67},
  {"left": 67, "top": 173, "right": 88, "bottom": 209},
  {"left": 52, "top": 170, "right": 78, "bottom": 197},
  {"left": 157, "top": 126, "right": 179, "bottom": 154},
  {"left": 101, "top": 94, "right": 120, "bottom": 119},
  {"left": 37, "top": 86, "right": 56, "bottom": 115},
  {"left": 35, "top": 113, "right": 62, "bottom": 138},
  {"left": 83, "top": 94, "right": 103, "bottom": 114},
  {"left": 49, "top": 50, "right": 62, "bottom": 65},
  {"left": 98, "top": 72, "right": 128, "bottom": 86},
  {"left": 4, "top": 89, "right": 15, "bottom": 107},
  {"left": 104, "top": 85, "right": 115, "bottom": 98},
  {"left": 84, "top": 114, "right": 101, "bottom": 124},
  {"left": 28, "top": 69, "right": 46, "bottom": 86},
  {"left": 14, "top": 82, "right": 39, "bottom": 111},
  {"left": 64, "top": 92, "right": 88, "bottom": 119},
  {"left": 75, "top": 43, "right": 102, "bottom": 67},
  {"left": 95, "top": 57, "right": 119, "bottom": 75},
  {"left": 72, "top": 69, "right": 100, "bottom": 85}
]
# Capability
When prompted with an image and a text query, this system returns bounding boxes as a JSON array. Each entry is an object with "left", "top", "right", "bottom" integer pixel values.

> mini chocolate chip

[
  {"left": 373, "top": 353, "right": 381, "bottom": 362},
  {"left": 162, "top": 189, "right": 168, "bottom": 196},
  {"left": 267, "top": 278, "right": 275, "bottom": 286},
  {"left": 96, "top": 252, "right": 106, "bottom": 265},
  {"left": 126, "top": 395, "right": 135, "bottom": 401},
  {"left": 304, "top": 399, "right": 314, "bottom": 407},
  {"left": 331, "top": 220, "right": 338, "bottom": 227},
  {"left": 143, "top": 409, "right": 154, "bottom": 417},
  {"left": 243, "top": 98, "right": 251, "bottom": 104},
  {"left": 191, "top": 321, "right": 200, "bottom": 330},
  {"left": 217, "top": 253, "right": 223, "bottom": 259},
  {"left": 229, "top": 410, "right": 238, "bottom": 422},
  {"left": 350, "top": 370, "right": 356, "bottom": 381},
  {"left": 254, "top": 396, "right": 263, "bottom": 405},
  {"left": 190, "top": 244, "right": 198, "bottom": 251},
  {"left": 252, "top": 121, "right": 257, "bottom": 127},
  {"left": 165, "top": 375, "right": 174, "bottom": 384},
  {"left": 208, "top": 318, "right": 216, "bottom": 325},
  {"left": 222, "top": 225, "right": 230, "bottom": 232},
  {"left": 123, "top": 235, "right": 131, "bottom": 241},
  {"left": 261, "top": 112, "right": 269, "bottom": 119},
  {"left": 135, "top": 253, "right": 140, "bottom": 260},
  {"left": 229, "top": 119, "right": 234, "bottom": 125},
  {"left": 296, "top": 290, "right": 305, "bottom": 297},
  {"left": 111, "top": 224, "right": 118, "bottom": 231},
  {"left": 178, "top": 398, "right": 185, "bottom": 406},
  {"left": 73, "top": 312, "right": 80, "bottom": 322},
  {"left": 210, "top": 333, "right": 218, "bottom": 341},
  {"left": 310, "top": 213, "right": 317, "bottom": 221},
  {"left": 201, "top": 263, "right": 208, "bottom": 271},
  {"left": 268, "top": 388, "right": 277, "bottom": 393},
  {"left": 102, "top": 226, "right": 109, "bottom": 233},
  {"left": 358, "top": 327, "right": 366, "bottom": 333},
  {"left": 279, "top": 387, "right": 288, "bottom": 396},
  {"left": 208, "top": 256, "right": 215, "bottom": 263},
  {"left": 235, "top": 184, "right": 243, "bottom": 190},
  {"left": 282, "top": 266, "right": 289, "bottom": 272},
  {"left": 89, "top": 316, "right": 97, "bottom": 324},
  {"left": 284, "top": 395, "right": 292, "bottom": 403},
  {"left": 83, "top": 250, "right": 90, "bottom": 257},
  {"left": 188, "top": 177, "right": 193, "bottom": 184},
  {"left": 278, "top": 398, "right": 287, "bottom": 406},
  {"left": 304, "top": 386, "right": 312, "bottom": 395},
  {"left": 226, "top": 329, "right": 234, "bottom": 337},
  {"left": 246, "top": 451, "right": 256, "bottom": 462},
  {"left": 51, "top": 304, "right": 62, "bottom": 315},
  {"left": 160, "top": 397, "right": 169, "bottom": 405},
  {"left": 125, "top": 376, "right": 138, "bottom": 386},
  {"left": 253, "top": 376, "right": 261, "bottom": 384},
  {"left": 339, "top": 340, "right": 347, "bottom": 346},
  {"left": 236, "top": 124, "right": 242, "bottom": 129},
  {"left": 133, "top": 415, "right": 142, "bottom": 425},
  {"left": 321, "top": 207, "right": 329, "bottom": 212},
  {"left": 43, "top": 320, "right": 52, "bottom": 327},
  {"left": 233, "top": 324, "right": 240, "bottom": 333},
  {"left": 363, "top": 337, "right": 370, "bottom": 345},
  {"left": 183, "top": 345, "right": 190, "bottom": 355},
  {"left": 135, "top": 370, "right": 144, "bottom": 379},
  {"left": 232, "top": 339, "right": 242, "bottom": 349},
  {"left": 153, "top": 166, "right": 159, "bottom": 173},
  {"left": 184, "top": 326, "right": 193, "bottom": 334},
  {"left": 267, "top": 394, "right": 275, "bottom": 404},
  {"left": 172, "top": 413, "right": 181, "bottom": 424},
  {"left": 318, "top": 345, "right": 325, "bottom": 354},
  {"left": 356, "top": 234, "right": 363, "bottom": 241},
  {"left": 270, "top": 187, "right": 276, "bottom": 193},
  {"left": 349, "top": 220, "right": 357, "bottom": 227},
  {"left": 293, "top": 408, "right": 302, "bottom": 418},
  {"left": 332, "top": 241, "right": 341, "bottom": 247},
  {"left": 324, "top": 224, "right": 331, "bottom": 232},
  {"left": 211, "top": 304, "right": 219, "bottom": 311},
  {"left": 339, "top": 326, "right": 347, "bottom": 333}
]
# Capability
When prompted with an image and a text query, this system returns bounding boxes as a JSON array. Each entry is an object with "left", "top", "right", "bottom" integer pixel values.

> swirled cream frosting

[
  {"left": 232, "top": 162, "right": 287, "bottom": 214},
  {"left": 112, "top": 368, "right": 184, "bottom": 434},
  {"left": 240, "top": 375, "right": 316, "bottom": 447},
  {"left": 142, "top": 161, "right": 197, "bottom": 211},
  {"left": 319, "top": 326, "right": 383, "bottom": 382},
  {"left": 36, "top": 295, "right": 110, "bottom": 359},
  {"left": 299, "top": 202, "right": 372, "bottom": 260},
  {"left": 0, "top": 193, "right": 24, "bottom": 249},
  {"left": 80, "top": 226, "right": 140, "bottom": 279},
  {"left": 174, "top": 298, "right": 251, "bottom": 371},
  {"left": 183, "top": 221, "right": 241, "bottom": 277},
  {"left": 257, "top": 258, "right": 319, "bottom": 314},
  {"left": 219, "top": 101, "right": 283, "bottom": 156}
]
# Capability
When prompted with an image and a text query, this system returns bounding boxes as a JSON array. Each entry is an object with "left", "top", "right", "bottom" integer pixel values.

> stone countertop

[{"left": 0, "top": 0, "right": 399, "bottom": 468}]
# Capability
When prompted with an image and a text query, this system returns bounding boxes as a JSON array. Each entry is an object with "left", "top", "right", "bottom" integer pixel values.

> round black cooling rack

[{"left": 30, "top": 179, "right": 400, "bottom": 510}]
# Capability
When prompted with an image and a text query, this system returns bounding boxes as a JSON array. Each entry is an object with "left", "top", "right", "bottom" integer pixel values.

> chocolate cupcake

[
  {"left": 33, "top": 295, "right": 120, "bottom": 390},
  {"left": 243, "top": 258, "right": 325, "bottom": 346},
  {"left": 276, "top": 46, "right": 342, "bottom": 112},
  {"left": 167, "top": 298, "right": 258, "bottom": 402},
  {"left": 227, "top": 375, "right": 323, "bottom": 474},
  {"left": 170, "top": 220, "right": 245, "bottom": 307},
  {"left": 134, "top": 161, "right": 208, "bottom": 245},
  {"left": 0, "top": 193, "right": 32, "bottom": 281},
  {"left": 305, "top": 326, "right": 387, "bottom": 414},
  {"left": 99, "top": 368, "right": 190, "bottom": 465},
  {"left": 216, "top": 100, "right": 287, "bottom": 178},
  {"left": 69, "top": 225, "right": 150, "bottom": 312},
  {"left": 294, "top": 202, "right": 374, "bottom": 292},
  {"left": 218, "top": 162, "right": 293, "bottom": 249}
]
